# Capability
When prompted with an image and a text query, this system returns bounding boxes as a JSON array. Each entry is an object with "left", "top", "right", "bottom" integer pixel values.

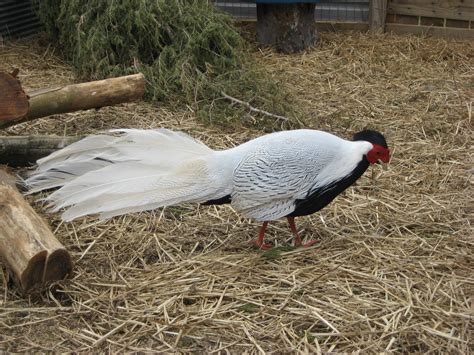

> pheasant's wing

[{"left": 231, "top": 140, "right": 338, "bottom": 221}]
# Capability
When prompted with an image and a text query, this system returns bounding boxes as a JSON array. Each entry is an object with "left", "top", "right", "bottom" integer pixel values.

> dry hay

[{"left": 0, "top": 31, "right": 473, "bottom": 353}]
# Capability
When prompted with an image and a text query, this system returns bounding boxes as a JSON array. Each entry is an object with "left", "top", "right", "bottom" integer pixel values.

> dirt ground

[{"left": 0, "top": 31, "right": 472, "bottom": 352}]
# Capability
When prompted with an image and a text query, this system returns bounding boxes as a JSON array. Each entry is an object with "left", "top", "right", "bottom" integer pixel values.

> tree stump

[
  {"left": 256, "top": 3, "right": 318, "bottom": 53},
  {"left": 0, "top": 167, "right": 73, "bottom": 293}
]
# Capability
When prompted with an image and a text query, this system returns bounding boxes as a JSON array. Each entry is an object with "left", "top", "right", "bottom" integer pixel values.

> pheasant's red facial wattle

[{"left": 367, "top": 144, "right": 390, "bottom": 164}]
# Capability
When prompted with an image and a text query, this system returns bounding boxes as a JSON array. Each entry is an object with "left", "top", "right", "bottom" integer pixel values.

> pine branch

[{"left": 221, "top": 91, "right": 290, "bottom": 122}]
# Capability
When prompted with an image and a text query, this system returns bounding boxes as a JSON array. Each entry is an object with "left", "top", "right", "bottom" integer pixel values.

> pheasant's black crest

[{"left": 353, "top": 130, "right": 388, "bottom": 149}]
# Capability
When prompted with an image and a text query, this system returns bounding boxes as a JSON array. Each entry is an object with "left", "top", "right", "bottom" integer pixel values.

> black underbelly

[
  {"left": 288, "top": 190, "right": 341, "bottom": 217},
  {"left": 288, "top": 159, "right": 369, "bottom": 217}
]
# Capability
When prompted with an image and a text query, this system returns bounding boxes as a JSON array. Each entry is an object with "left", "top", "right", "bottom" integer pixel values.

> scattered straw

[{"left": 0, "top": 30, "right": 472, "bottom": 352}]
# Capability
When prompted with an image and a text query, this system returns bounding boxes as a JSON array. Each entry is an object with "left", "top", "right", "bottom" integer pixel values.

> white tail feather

[{"left": 26, "top": 129, "right": 226, "bottom": 221}]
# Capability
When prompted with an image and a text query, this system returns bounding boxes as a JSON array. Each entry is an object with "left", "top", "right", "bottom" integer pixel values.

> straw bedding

[{"left": 0, "top": 32, "right": 472, "bottom": 353}]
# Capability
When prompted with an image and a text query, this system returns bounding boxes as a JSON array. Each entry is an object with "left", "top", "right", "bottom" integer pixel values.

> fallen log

[
  {"left": 0, "top": 135, "right": 82, "bottom": 167},
  {"left": 0, "top": 167, "right": 73, "bottom": 293},
  {"left": 0, "top": 71, "right": 145, "bottom": 129}
]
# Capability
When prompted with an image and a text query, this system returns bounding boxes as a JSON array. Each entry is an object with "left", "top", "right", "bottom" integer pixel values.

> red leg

[
  {"left": 287, "top": 217, "right": 317, "bottom": 248},
  {"left": 287, "top": 217, "right": 302, "bottom": 246},
  {"left": 249, "top": 221, "right": 272, "bottom": 250}
]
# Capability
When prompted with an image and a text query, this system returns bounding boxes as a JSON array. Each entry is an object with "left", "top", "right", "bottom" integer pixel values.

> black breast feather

[{"left": 288, "top": 158, "right": 370, "bottom": 217}]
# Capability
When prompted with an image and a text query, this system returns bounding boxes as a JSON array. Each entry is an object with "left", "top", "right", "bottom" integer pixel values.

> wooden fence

[
  {"left": 385, "top": 0, "right": 473, "bottom": 39},
  {"left": 2, "top": 0, "right": 472, "bottom": 40},
  {"left": 216, "top": 0, "right": 472, "bottom": 39}
]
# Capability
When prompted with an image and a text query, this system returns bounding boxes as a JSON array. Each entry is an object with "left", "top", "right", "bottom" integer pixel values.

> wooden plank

[
  {"left": 446, "top": 18, "right": 470, "bottom": 28},
  {"left": 369, "top": 0, "right": 388, "bottom": 31},
  {"left": 387, "top": 0, "right": 473, "bottom": 21},
  {"left": 387, "top": 14, "right": 419, "bottom": 25},
  {"left": 386, "top": 23, "right": 474, "bottom": 39},
  {"left": 420, "top": 16, "right": 444, "bottom": 27}
]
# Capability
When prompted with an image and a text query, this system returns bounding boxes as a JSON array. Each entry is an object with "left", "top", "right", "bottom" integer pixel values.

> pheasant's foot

[
  {"left": 249, "top": 221, "right": 272, "bottom": 250},
  {"left": 296, "top": 239, "right": 318, "bottom": 248},
  {"left": 288, "top": 217, "right": 317, "bottom": 248}
]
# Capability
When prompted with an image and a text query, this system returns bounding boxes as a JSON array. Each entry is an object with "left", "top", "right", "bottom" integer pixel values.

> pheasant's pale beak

[{"left": 378, "top": 159, "right": 388, "bottom": 171}]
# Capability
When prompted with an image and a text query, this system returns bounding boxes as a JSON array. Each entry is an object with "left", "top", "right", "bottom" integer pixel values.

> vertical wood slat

[{"left": 369, "top": 0, "right": 387, "bottom": 30}]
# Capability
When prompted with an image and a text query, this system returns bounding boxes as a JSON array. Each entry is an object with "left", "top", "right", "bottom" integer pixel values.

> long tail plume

[{"left": 26, "top": 129, "right": 223, "bottom": 221}]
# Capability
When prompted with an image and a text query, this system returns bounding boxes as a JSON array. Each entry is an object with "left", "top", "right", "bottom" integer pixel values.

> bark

[
  {"left": 0, "top": 169, "right": 73, "bottom": 293},
  {"left": 256, "top": 3, "right": 318, "bottom": 53},
  {"left": 0, "top": 135, "right": 82, "bottom": 167},
  {"left": 0, "top": 70, "right": 29, "bottom": 122},
  {"left": 0, "top": 73, "right": 145, "bottom": 129}
]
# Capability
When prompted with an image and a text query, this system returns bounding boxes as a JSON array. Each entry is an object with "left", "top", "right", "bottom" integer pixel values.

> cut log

[
  {"left": 0, "top": 70, "right": 29, "bottom": 122},
  {"left": 0, "top": 73, "right": 145, "bottom": 129},
  {"left": 0, "top": 168, "right": 73, "bottom": 293},
  {"left": 256, "top": 3, "right": 318, "bottom": 53},
  {"left": 0, "top": 135, "right": 82, "bottom": 167}
]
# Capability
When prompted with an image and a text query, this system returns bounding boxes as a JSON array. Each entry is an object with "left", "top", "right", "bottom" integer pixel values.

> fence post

[{"left": 369, "top": 0, "right": 387, "bottom": 31}]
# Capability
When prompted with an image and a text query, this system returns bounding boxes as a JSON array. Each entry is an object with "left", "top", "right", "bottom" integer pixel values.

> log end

[
  {"left": 0, "top": 70, "right": 29, "bottom": 122},
  {"left": 20, "top": 250, "right": 48, "bottom": 293},
  {"left": 43, "top": 249, "right": 74, "bottom": 283},
  {"left": 0, "top": 171, "right": 74, "bottom": 294}
]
